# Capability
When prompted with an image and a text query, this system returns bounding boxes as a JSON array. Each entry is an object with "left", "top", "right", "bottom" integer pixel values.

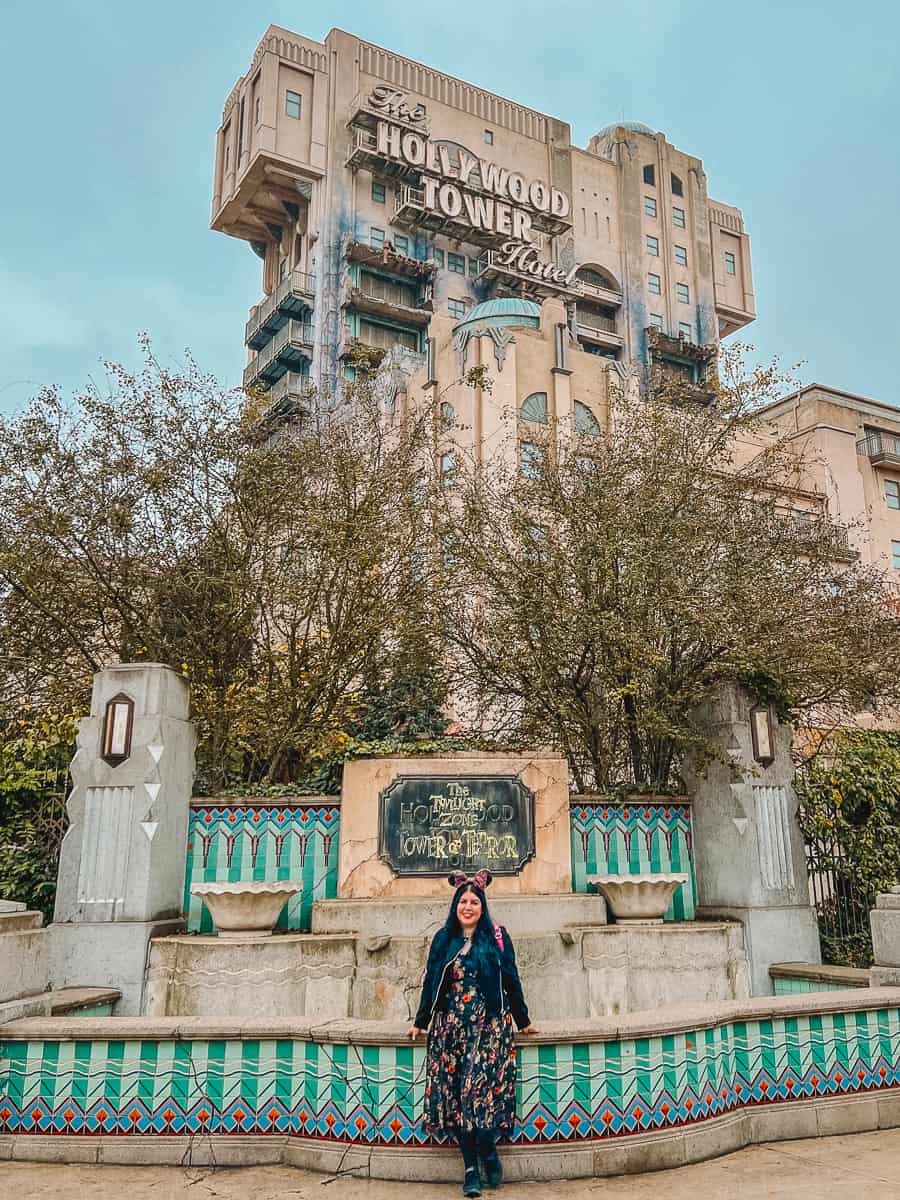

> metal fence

[{"left": 800, "top": 802, "right": 878, "bottom": 967}]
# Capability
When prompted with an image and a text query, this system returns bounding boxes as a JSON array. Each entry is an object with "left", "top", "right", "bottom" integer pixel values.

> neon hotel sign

[{"left": 367, "top": 87, "right": 580, "bottom": 290}]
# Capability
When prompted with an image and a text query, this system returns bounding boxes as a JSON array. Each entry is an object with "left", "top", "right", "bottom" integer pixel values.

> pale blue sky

[{"left": 2, "top": 0, "right": 898, "bottom": 413}]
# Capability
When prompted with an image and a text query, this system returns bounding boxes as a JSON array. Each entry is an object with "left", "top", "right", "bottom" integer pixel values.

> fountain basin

[
  {"left": 589, "top": 873, "right": 689, "bottom": 924},
  {"left": 190, "top": 881, "right": 302, "bottom": 940}
]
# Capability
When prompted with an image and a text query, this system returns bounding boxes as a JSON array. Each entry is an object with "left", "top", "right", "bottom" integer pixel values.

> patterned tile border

[
  {"left": 183, "top": 798, "right": 697, "bottom": 933},
  {"left": 4, "top": 999, "right": 900, "bottom": 1147},
  {"left": 570, "top": 801, "right": 696, "bottom": 920},
  {"left": 185, "top": 802, "right": 340, "bottom": 933}
]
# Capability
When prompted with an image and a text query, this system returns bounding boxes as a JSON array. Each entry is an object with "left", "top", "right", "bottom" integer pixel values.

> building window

[
  {"left": 574, "top": 400, "right": 600, "bottom": 435},
  {"left": 448, "top": 298, "right": 468, "bottom": 320},
  {"left": 433, "top": 247, "right": 445, "bottom": 268},
  {"left": 224, "top": 143, "right": 231, "bottom": 171},
  {"left": 440, "top": 401, "right": 456, "bottom": 426},
  {"left": 725, "top": 251, "right": 736, "bottom": 275},
  {"left": 676, "top": 282, "right": 690, "bottom": 303},
  {"left": 646, "top": 235, "right": 659, "bottom": 256},
  {"left": 359, "top": 270, "right": 416, "bottom": 307},
  {"left": 520, "top": 442, "right": 545, "bottom": 479},
  {"left": 643, "top": 164, "right": 655, "bottom": 186},
  {"left": 440, "top": 450, "right": 457, "bottom": 484},
  {"left": 671, "top": 173, "right": 684, "bottom": 197},
  {"left": 468, "top": 257, "right": 481, "bottom": 276},
  {"left": 644, "top": 196, "right": 657, "bottom": 218},
  {"left": 673, "top": 206, "right": 686, "bottom": 228},
  {"left": 484, "top": 129, "right": 494, "bottom": 145},
  {"left": 678, "top": 321, "right": 693, "bottom": 341},
  {"left": 649, "top": 312, "right": 664, "bottom": 329},
  {"left": 648, "top": 273, "right": 661, "bottom": 295},
  {"left": 279, "top": 258, "right": 288, "bottom": 281},
  {"left": 285, "top": 90, "right": 302, "bottom": 119},
  {"left": 255, "top": 96, "right": 261, "bottom": 124},
  {"left": 372, "top": 181, "right": 386, "bottom": 203},
  {"left": 370, "top": 227, "right": 385, "bottom": 250},
  {"left": 448, "top": 252, "right": 466, "bottom": 273},
  {"left": 393, "top": 233, "right": 409, "bottom": 255},
  {"left": 893, "top": 540, "right": 900, "bottom": 570},
  {"left": 520, "top": 392, "right": 548, "bottom": 423},
  {"left": 674, "top": 245, "right": 688, "bottom": 266},
  {"left": 886, "top": 480, "right": 900, "bottom": 510}
]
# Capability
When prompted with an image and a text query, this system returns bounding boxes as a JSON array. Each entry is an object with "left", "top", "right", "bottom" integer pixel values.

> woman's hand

[
  {"left": 406, "top": 1026, "right": 424, "bottom": 1039},
  {"left": 519, "top": 1024, "right": 539, "bottom": 1035}
]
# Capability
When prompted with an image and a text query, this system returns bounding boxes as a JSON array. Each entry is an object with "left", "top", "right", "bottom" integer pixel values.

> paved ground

[{"left": 7, "top": 1131, "right": 900, "bottom": 1199}]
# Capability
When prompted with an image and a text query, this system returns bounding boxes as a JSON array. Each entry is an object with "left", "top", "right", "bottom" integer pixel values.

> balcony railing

[
  {"left": 245, "top": 270, "right": 315, "bottom": 349},
  {"left": 857, "top": 431, "right": 900, "bottom": 467},
  {"left": 579, "top": 279, "right": 623, "bottom": 307},
  {"left": 243, "top": 320, "right": 314, "bottom": 390}
]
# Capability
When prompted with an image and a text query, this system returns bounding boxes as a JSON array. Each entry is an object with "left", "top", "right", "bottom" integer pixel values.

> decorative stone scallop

[
  {"left": 190, "top": 881, "right": 303, "bottom": 940},
  {"left": 589, "top": 873, "right": 689, "bottom": 924}
]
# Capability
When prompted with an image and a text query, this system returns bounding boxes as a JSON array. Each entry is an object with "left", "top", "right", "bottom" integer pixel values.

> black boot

[
  {"left": 477, "top": 1130, "right": 502, "bottom": 1189},
  {"left": 459, "top": 1130, "right": 482, "bottom": 1197}
]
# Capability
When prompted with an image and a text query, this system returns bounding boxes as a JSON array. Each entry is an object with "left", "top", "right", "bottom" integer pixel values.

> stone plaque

[{"left": 379, "top": 775, "right": 535, "bottom": 876}]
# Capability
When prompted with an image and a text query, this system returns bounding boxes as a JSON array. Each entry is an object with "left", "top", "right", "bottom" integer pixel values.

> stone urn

[
  {"left": 190, "top": 881, "right": 303, "bottom": 940},
  {"left": 589, "top": 873, "right": 689, "bottom": 924}
]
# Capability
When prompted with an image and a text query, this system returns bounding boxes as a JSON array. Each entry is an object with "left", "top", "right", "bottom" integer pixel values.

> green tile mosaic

[{"left": 569, "top": 801, "right": 696, "bottom": 920}]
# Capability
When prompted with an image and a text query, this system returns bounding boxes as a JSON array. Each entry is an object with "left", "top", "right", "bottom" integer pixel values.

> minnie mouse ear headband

[{"left": 448, "top": 869, "right": 493, "bottom": 889}]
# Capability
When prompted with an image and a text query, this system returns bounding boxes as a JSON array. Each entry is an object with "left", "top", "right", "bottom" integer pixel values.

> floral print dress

[{"left": 423, "top": 944, "right": 517, "bottom": 1139}]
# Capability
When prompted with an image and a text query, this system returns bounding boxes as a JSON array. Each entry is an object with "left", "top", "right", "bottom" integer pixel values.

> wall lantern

[
  {"left": 749, "top": 705, "right": 776, "bottom": 766},
  {"left": 102, "top": 692, "right": 135, "bottom": 766}
]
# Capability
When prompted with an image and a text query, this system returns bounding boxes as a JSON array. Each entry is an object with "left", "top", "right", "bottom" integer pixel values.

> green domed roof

[
  {"left": 453, "top": 297, "right": 541, "bottom": 332},
  {"left": 595, "top": 120, "right": 655, "bottom": 139}
]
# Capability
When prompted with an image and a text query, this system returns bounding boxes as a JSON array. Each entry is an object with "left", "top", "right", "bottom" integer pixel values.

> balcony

[
  {"left": 243, "top": 321, "right": 314, "bottom": 390},
  {"left": 348, "top": 276, "right": 433, "bottom": 328},
  {"left": 344, "top": 236, "right": 435, "bottom": 280},
  {"left": 575, "top": 308, "right": 622, "bottom": 350},
  {"left": 857, "top": 431, "right": 900, "bottom": 467},
  {"left": 578, "top": 278, "right": 623, "bottom": 307},
  {"left": 245, "top": 270, "right": 315, "bottom": 350}
]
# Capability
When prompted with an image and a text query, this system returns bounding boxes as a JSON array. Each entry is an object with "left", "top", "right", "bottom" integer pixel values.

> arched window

[
  {"left": 440, "top": 401, "right": 455, "bottom": 426},
  {"left": 574, "top": 401, "right": 601, "bottom": 436},
  {"left": 520, "top": 392, "right": 548, "bottom": 423},
  {"left": 575, "top": 265, "right": 621, "bottom": 295},
  {"left": 440, "top": 450, "right": 456, "bottom": 484},
  {"left": 671, "top": 172, "right": 684, "bottom": 197}
]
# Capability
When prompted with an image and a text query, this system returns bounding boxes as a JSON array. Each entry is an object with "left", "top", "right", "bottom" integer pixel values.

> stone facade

[{"left": 210, "top": 25, "right": 754, "bottom": 448}]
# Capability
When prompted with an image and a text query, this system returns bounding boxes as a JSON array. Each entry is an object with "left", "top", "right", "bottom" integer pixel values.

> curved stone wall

[{"left": 3, "top": 989, "right": 900, "bottom": 1178}]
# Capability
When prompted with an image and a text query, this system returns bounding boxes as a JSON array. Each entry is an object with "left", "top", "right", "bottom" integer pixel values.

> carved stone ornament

[{"left": 454, "top": 324, "right": 516, "bottom": 374}]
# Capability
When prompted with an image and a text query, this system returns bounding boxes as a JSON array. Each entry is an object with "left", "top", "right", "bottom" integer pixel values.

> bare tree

[{"left": 437, "top": 345, "right": 900, "bottom": 792}]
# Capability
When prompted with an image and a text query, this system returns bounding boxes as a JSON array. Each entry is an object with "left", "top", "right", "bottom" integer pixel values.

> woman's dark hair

[{"left": 444, "top": 882, "right": 500, "bottom": 968}]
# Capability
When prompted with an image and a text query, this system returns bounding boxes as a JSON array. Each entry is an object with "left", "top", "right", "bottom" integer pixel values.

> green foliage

[
  {"left": 0, "top": 712, "right": 77, "bottom": 918},
  {"left": 797, "top": 730, "right": 900, "bottom": 966}
]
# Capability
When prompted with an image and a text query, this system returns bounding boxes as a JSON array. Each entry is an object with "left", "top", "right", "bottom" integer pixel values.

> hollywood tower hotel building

[{"left": 211, "top": 26, "right": 756, "bottom": 454}]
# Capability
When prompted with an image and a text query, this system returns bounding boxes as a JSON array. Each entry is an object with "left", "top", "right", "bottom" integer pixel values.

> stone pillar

[
  {"left": 870, "top": 890, "right": 900, "bottom": 985},
  {"left": 50, "top": 663, "right": 196, "bottom": 1013},
  {"left": 682, "top": 683, "right": 820, "bottom": 994}
]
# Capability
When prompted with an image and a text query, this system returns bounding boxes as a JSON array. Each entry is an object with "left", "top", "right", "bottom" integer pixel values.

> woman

[{"left": 407, "top": 869, "right": 538, "bottom": 1197}]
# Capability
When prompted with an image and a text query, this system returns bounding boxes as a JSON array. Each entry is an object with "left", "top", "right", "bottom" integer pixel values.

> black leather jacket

[{"left": 413, "top": 925, "right": 531, "bottom": 1031}]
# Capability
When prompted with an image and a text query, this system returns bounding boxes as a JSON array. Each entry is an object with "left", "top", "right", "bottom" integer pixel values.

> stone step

[
  {"left": 311, "top": 893, "right": 607, "bottom": 938},
  {"left": 0, "top": 909, "right": 44, "bottom": 934},
  {"left": 0, "top": 985, "right": 120, "bottom": 1025}
]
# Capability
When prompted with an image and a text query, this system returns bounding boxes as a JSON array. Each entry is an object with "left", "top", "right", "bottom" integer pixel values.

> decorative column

[
  {"left": 682, "top": 683, "right": 820, "bottom": 994},
  {"left": 50, "top": 663, "right": 196, "bottom": 1013}
]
